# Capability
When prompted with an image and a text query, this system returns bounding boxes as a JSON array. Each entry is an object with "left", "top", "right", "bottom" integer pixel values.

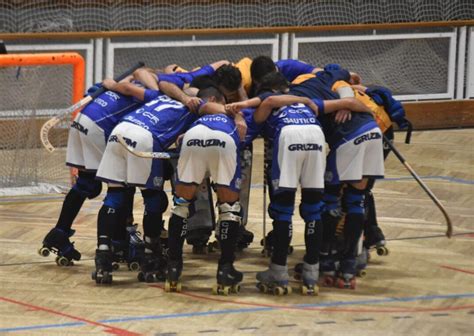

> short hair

[
  {"left": 251, "top": 55, "right": 277, "bottom": 83},
  {"left": 212, "top": 64, "right": 242, "bottom": 92},
  {"left": 256, "top": 72, "right": 289, "bottom": 95},
  {"left": 190, "top": 75, "right": 217, "bottom": 90},
  {"left": 197, "top": 86, "right": 225, "bottom": 102}
]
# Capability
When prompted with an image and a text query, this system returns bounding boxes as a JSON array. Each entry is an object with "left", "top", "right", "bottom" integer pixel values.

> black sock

[
  {"left": 167, "top": 214, "right": 187, "bottom": 261},
  {"left": 270, "top": 220, "right": 292, "bottom": 266},
  {"left": 143, "top": 210, "right": 163, "bottom": 240},
  {"left": 303, "top": 220, "right": 323, "bottom": 265},
  {"left": 343, "top": 213, "right": 364, "bottom": 259},
  {"left": 217, "top": 220, "right": 239, "bottom": 265},
  {"left": 97, "top": 205, "right": 118, "bottom": 250},
  {"left": 54, "top": 188, "right": 86, "bottom": 232}
]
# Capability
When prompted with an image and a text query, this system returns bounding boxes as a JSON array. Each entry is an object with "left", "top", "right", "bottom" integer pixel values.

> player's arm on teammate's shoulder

[
  {"left": 102, "top": 79, "right": 147, "bottom": 101},
  {"left": 210, "top": 60, "right": 231, "bottom": 70},
  {"left": 133, "top": 67, "right": 159, "bottom": 90},
  {"left": 225, "top": 97, "right": 262, "bottom": 116},
  {"left": 158, "top": 80, "right": 201, "bottom": 113},
  {"left": 323, "top": 97, "right": 372, "bottom": 123},
  {"left": 254, "top": 94, "right": 318, "bottom": 124}
]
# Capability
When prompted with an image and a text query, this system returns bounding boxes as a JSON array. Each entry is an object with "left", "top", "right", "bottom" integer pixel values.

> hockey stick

[
  {"left": 40, "top": 61, "right": 145, "bottom": 153},
  {"left": 116, "top": 134, "right": 179, "bottom": 159},
  {"left": 262, "top": 138, "right": 269, "bottom": 256},
  {"left": 384, "top": 135, "right": 453, "bottom": 238}
]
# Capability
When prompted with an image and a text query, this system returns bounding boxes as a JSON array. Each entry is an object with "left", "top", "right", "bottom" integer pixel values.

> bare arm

[
  {"left": 225, "top": 97, "right": 262, "bottom": 116},
  {"left": 323, "top": 97, "right": 371, "bottom": 114},
  {"left": 254, "top": 95, "right": 318, "bottom": 124},
  {"left": 102, "top": 79, "right": 146, "bottom": 101},
  {"left": 158, "top": 80, "right": 201, "bottom": 113},
  {"left": 209, "top": 60, "right": 230, "bottom": 70},
  {"left": 133, "top": 68, "right": 159, "bottom": 90}
]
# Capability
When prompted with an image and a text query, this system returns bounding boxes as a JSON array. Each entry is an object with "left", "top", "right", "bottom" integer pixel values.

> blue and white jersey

[
  {"left": 276, "top": 59, "right": 316, "bottom": 83},
  {"left": 81, "top": 87, "right": 160, "bottom": 140},
  {"left": 122, "top": 95, "right": 198, "bottom": 149},
  {"left": 190, "top": 113, "right": 241, "bottom": 147},
  {"left": 257, "top": 93, "right": 324, "bottom": 143},
  {"left": 241, "top": 108, "right": 263, "bottom": 146}
]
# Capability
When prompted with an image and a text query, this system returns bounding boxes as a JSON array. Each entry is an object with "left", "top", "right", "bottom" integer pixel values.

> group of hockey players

[{"left": 38, "top": 55, "right": 409, "bottom": 296}]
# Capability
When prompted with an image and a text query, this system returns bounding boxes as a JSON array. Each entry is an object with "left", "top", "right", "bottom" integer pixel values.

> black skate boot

[
  {"left": 92, "top": 249, "right": 113, "bottom": 284},
  {"left": 236, "top": 226, "right": 254, "bottom": 251},
  {"left": 212, "top": 263, "right": 243, "bottom": 295},
  {"left": 38, "top": 228, "right": 81, "bottom": 266},
  {"left": 111, "top": 239, "right": 128, "bottom": 271},
  {"left": 260, "top": 230, "right": 294, "bottom": 257},
  {"left": 364, "top": 226, "right": 388, "bottom": 256},
  {"left": 335, "top": 258, "right": 357, "bottom": 289},
  {"left": 137, "top": 238, "right": 166, "bottom": 283},
  {"left": 256, "top": 263, "right": 292, "bottom": 295},
  {"left": 164, "top": 259, "right": 183, "bottom": 292},
  {"left": 126, "top": 224, "right": 145, "bottom": 271}
]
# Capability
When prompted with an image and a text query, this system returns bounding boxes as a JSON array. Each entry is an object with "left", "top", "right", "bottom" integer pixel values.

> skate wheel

[
  {"left": 357, "top": 269, "right": 367, "bottom": 278},
  {"left": 164, "top": 280, "right": 171, "bottom": 292},
  {"left": 273, "top": 287, "right": 285, "bottom": 296},
  {"left": 212, "top": 285, "right": 219, "bottom": 295},
  {"left": 91, "top": 271, "right": 97, "bottom": 281},
  {"left": 137, "top": 272, "right": 145, "bottom": 282},
  {"left": 129, "top": 262, "right": 140, "bottom": 272},
  {"left": 112, "top": 263, "right": 120, "bottom": 271},
  {"left": 301, "top": 285, "right": 308, "bottom": 295},
  {"left": 287, "top": 245, "right": 294, "bottom": 255},
  {"left": 145, "top": 273, "right": 156, "bottom": 283},
  {"left": 350, "top": 278, "right": 356, "bottom": 290},
  {"left": 257, "top": 283, "right": 267, "bottom": 293},
  {"left": 231, "top": 284, "right": 241, "bottom": 293},
  {"left": 56, "top": 256, "right": 70, "bottom": 267},
  {"left": 376, "top": 246, "right": 389, "bottom": 256},
  {"left": 38, "top": 247, "right": 50, "bottom": 257},
  {"left": 336, "top": 278, "right": 346, "bottom": 289},
  {"left": 286, "top": 286, "right": 292, "bottom": 295},
  {"left": 176, "top": 282, "right": 182, "bottom": 292},
  {"left": 321, "top": 276, "right": 335, "bottom": 287}
]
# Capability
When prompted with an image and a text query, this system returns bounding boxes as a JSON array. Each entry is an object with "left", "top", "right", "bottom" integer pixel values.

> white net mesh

[
  {"left": 0, "top": 63, "right": 72, "bottom": 194},
  {"left": 0, "top": 0, "right": 472, "bottom": 33}
]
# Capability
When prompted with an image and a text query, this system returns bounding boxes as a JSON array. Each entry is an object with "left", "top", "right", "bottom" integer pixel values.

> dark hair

[
  {"left": 212, "top": 64, "right": 242, "bottom": 92},
  {"left": 255, "top": 72, "right": 289, "bottom": 95},
  {"left": 190, "top": 75, "right": 217, "bottom": 90},
  {"left": 251, "top": 55, "right": 277, "bottom": 84},
  {"left": 197, "top": 86, "right": 225, "bottom": 102}
]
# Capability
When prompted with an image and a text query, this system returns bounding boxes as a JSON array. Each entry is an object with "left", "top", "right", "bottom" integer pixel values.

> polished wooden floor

[{"left": 0, "top": 129, "right": 473, "bottom": 335}]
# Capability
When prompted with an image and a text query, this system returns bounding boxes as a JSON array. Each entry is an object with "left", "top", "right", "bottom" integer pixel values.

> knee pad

[
  {"left": 343, "top": 185, "right": 366, "bottom": 215},
  {"left": 103, "top": 187, "right": 126, "bottom": 209},
  {"left": 217, "top": 202, "right": 242, "bottom": 224},
  {"left": 269, "top": 191, "right": 295, "bottom": 221},
  {"left": 141, "top": 189, "right": 169, "bottom": 214},
  {"left": 171, "top": 195, "right": 192, "bottom": 219},
  {"left": 73, "top": 171, "right": 102, "bottom": 199},
  {"left": 299, "top": 201, "right": 324, "bottom": 222},
  {"left": 323, "top": 184, "right": 342, "bottom": 213}
]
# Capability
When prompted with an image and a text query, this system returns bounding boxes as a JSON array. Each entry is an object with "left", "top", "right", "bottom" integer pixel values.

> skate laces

[{"left": 127, "top": 224, "right": 144, "bottom": 245}]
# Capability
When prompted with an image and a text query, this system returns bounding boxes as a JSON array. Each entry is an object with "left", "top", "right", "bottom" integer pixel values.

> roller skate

[
  {"left": 335, "top": 259, "right": 357, "bottom": 289},
  {"left": 187, "top": 228, "right": 215, "bottom": 254},
  {"left": 111, "top": 224, "right": 145, "bottom": 271},
  {"left": 364, "top": 226, "right": 389, "bottom": 256},
  {"left": 236, "top": 227, "right": 254, "bottom": 251},
  {"left": 38, "top": 228, "right": 81, "bottom": 266},
  {"left": 164, "top": 259, "right": 183, "bottom": 293},
  {"left": 260, "top": 230, "right": 294, "bottom": 257},
  {"left": 355, "top": 247, "right": 368, "bottom": 278},
  {"left": 92, "top": 249, "right": 113, "bottom": 284},
  {"left": 212, "top": 263, "right": 243, "bottom": 295},
  {"left": 300, "top": 262, "right": 319, "bottom": 296},
  {"left": 319, "top": 254, "right": 337, "bottom": 287},
  {"left": 111, "top": 239, "right": 128, "bottom": 271},
  {"left": 137, "top": 238, "right": 166, "bottom": 282},
  {"left": 160, "top": 227, "right": 169, "bottom": 257},
  {"left": 256, "top": 263, "right": 292, "bottom": 295}
]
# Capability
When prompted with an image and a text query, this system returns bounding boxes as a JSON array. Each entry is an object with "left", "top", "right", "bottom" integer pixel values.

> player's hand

[
  {"left": 225, "top": 102, "right": 244, "bottom": 117},
  {"left": 102, "top": 79, "right": 117, "bottom": 90},
  {"left": 334, "top": 109, "right": 352, "bottom": 123},
  {"left": 234, "top": 112, "right": 247, "bottom": 141},
  {"left": 184, "top": 96, "right": 202, "bottom": 113}
]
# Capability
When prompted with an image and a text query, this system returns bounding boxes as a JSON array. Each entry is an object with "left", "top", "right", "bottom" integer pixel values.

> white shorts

[
  {"left": 271, "top": 124, "right": 326, "bottom": 191},
  {"left": 326, "top": 125, "right": 384, "bottom": 184},
  {"left": 177, "top": 124, "right": 241, "bottom": 191},
  {"left": 66, "top": 113, "right": 106, "bottom": 171},
  {"left": 96, "top": 122, "right": 165, "bottom": 189}
]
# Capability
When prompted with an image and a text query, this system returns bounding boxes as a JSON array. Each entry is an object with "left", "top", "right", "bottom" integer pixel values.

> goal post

[{"left": 0, "top": 52, "right": 85, "bottom": 195}]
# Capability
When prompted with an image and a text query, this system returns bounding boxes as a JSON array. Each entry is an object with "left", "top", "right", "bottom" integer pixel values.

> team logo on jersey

[
  {"left": 71, "top": 121, "right": 88, "bottom": 135},
  {"left": 324, "top": 171, "right": 333, "bottom": 182},
  {"left": 108, "top": 135, "right": 137, "bottom": 148},
  {"left": 288, "top": 143, "right": 323, "bottom": 151},
  {"left": 153, "top": 176, "right": 163, "bottom": 187},
  {"left": 186, "top": 139, "right": 226, "bottom": 148},
  {"left": 353, "top": 132, "right": 382, "bottom": 145}
]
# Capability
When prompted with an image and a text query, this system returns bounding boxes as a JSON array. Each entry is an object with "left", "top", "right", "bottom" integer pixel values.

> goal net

[{"left": 0, "top": 53, "right": 84, "bottom": 195}]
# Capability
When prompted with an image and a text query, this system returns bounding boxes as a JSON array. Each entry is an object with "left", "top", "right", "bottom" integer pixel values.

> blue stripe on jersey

[
  {"left": 122, "top": 95, "right": 198, "bottom": 149},
  {"left": 275, "top": 59, "right": 316, "bottom": 82},
  {"left": 242, "top": 108, "right": 263, "bottom": 146},
  {"left": 81, "top": 89, "right": 160, "bottom": 140}
]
